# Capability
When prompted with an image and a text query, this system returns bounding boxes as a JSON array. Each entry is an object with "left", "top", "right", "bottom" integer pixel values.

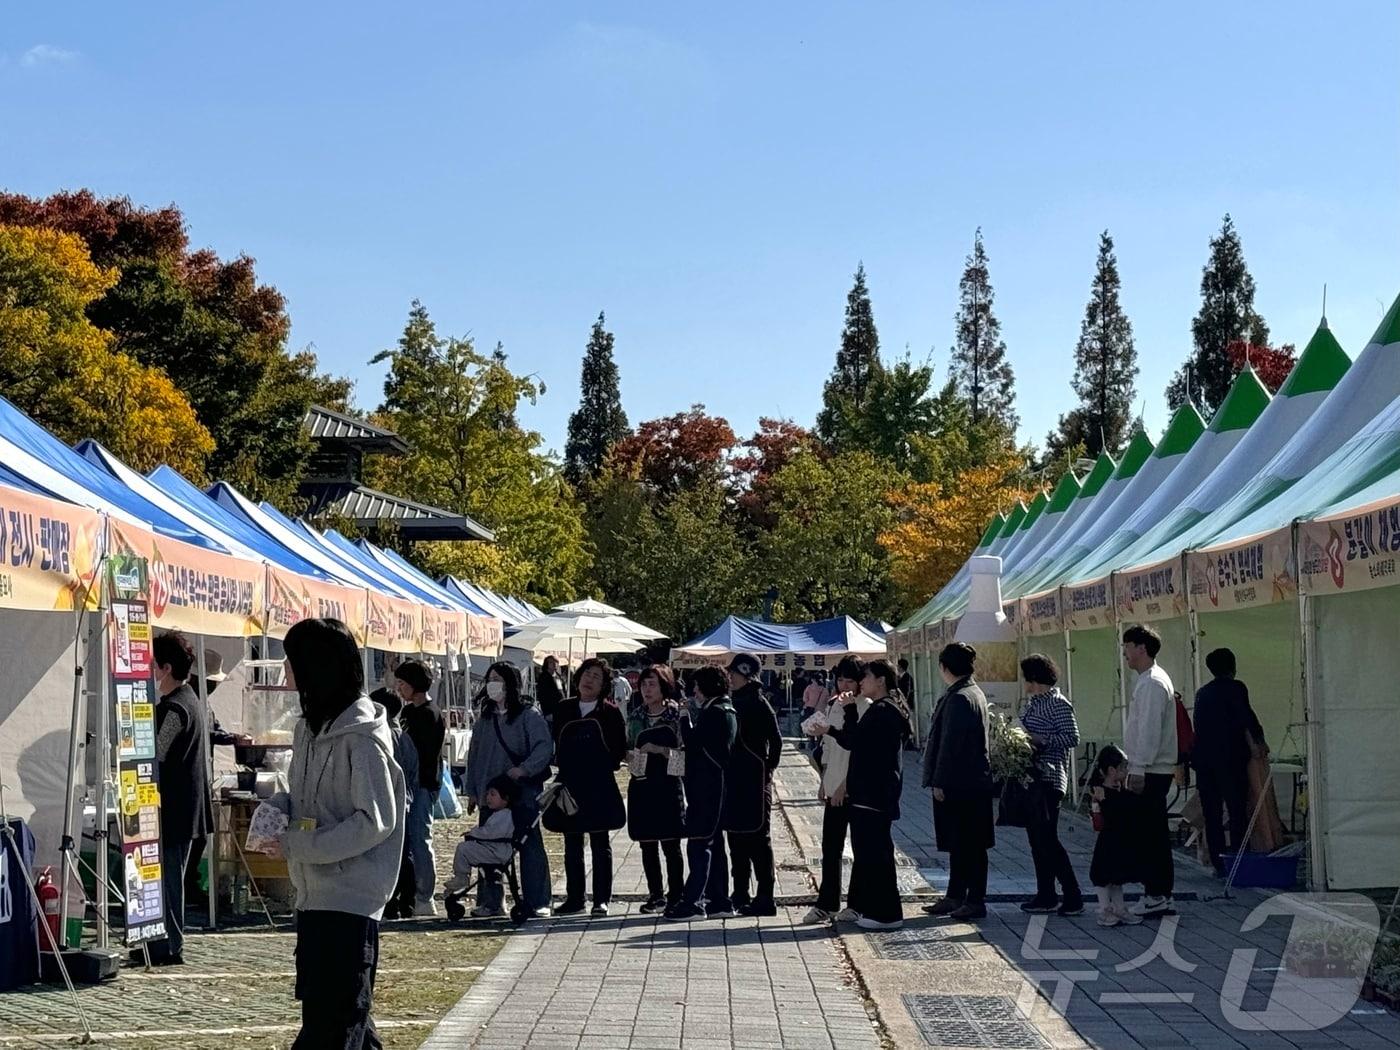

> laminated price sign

[{"left": 109, "top": 575, "right": 167, "bottom": 945}]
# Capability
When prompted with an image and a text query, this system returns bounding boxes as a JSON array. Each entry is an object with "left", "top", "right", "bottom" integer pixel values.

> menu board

[{"left": 111, "top": 597, "right": 166, "bottom": 945}]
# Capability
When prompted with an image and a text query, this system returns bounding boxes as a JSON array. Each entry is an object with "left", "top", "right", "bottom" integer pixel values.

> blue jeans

[{"left": 407, "top": 788, "right": 436, "bottom": 906}]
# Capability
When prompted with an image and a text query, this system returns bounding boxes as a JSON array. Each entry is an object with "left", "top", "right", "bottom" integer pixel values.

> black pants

[
  {"left": 293, "top": 910, "right": 381, "bottom": 1050},
  {"left": 1196, "top": 765, "right": 1249, "bottom": 873},
  {"left": 563, "top": 831, "right": 612, "bottom": 906},
  {"left": 847, "top": 808, "right": 900, "bottom": 924},
  {"left": 1025, "top": 785, "right": 1082, "bottom": 904},
  {"left": 640, "top": 839, "right": 685, "bottom": 903},
  {"left": 388, "top": 839, "right": 416, "bottom": 918},
  {"left": 150, "top": 837, "right": 191, "bottom": 960},
  {"left": 816, "top": 803, "right": 851, "bottom": 913},
  {"left": 1140, "top": 773, "right": 1176, "bottom": 898},
  {"left": 682, "top": 829, "right": 731, "bottom": 911},
  {"left": 946, "top": 847, "right": 988, "bottom": 906},
  {"left": 727, "top": 828, "right": 775, "bottom": 904}
]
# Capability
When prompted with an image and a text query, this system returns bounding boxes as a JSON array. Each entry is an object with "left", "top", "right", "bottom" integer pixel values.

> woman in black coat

[
  {"left": 921, "top": 642, "right": 994, "bottom": 921},
  {"left": 816, "top": 659, "right": 911, "bottom": 930},
  {"left": 626, "top": 665, "right": 687, "bottom": 912},
  {"left": 548, "top": 658, "right": 627, "bottom": 917}
]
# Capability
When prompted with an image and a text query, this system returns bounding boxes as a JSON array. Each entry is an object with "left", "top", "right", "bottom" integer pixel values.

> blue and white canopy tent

[{"left": 671, "top": 615, "right": 887, "bottom": 670}]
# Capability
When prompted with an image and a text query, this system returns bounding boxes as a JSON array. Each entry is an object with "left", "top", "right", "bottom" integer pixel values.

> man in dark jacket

[
  {"left": 921, "top": 643, "right": 993, "bottom": 921},
  {"left": 1192, "top": 648, "right": 1265, "bottom": 876},
  {"left": 141, "top": 631, "right": 212, "bottom": 965},
  {"left": 666, "top": 667, "right": 739, "bottom": 922},
  {"left": 723, "top": 653, "right": 782, "bottom": 917}
]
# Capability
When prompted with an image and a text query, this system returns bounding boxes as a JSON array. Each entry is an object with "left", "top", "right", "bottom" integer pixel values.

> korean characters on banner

[
  {"left": 266, "top": 567, "right": 368, "bottom": 643},
  {"left": 1025, "top": 591, "right": 1062, "bottom": 637},
  {"left": 0, "top": 484, "right": 102, "bottom": 613},
  {"left": 108, "top": 521, "right": 262, "bottom": 637},
  {"left": 467, "top": 614, "right": 503, "bottom": 657},
  {"left": 1113, "top": 559, "right": 1187, "bottom": 623},
  {"left": 673, "top": 651, "right": 852, "bottom": 671},
  {"left": 1190, "top": 532, "right": 1298, "bottom": 611},
  {"left": 366, "top": 591, "right": 422, "bottom": 654},
  {"left": 1298, "top": 501, "right": 1400, "bottom": 597},
  {"left": 109, "top": 585, "right": 167, "bottom": 945},
  {"left": 1063, "top": 580, "right": 1111, "bottom": 631}
]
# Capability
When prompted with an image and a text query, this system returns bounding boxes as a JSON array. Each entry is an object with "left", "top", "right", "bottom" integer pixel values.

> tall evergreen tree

[
  {"left": 373, "top": 299, "right": 442, "bottom": 413},
  {"left": 1167, "top": 215, "right": 1269, "bottom": 415},
  {"left": 1048, "top": 231, "right": 1138, "bottom": 459},
  {"left": 563, "top": 311, "right": 630, "bottom": 484},
  {"left": 816, "top": 263, "right": 882, "bottom": 448},
  {"left": 950, "top": 229, "right": 1017, "bottom": 432}
]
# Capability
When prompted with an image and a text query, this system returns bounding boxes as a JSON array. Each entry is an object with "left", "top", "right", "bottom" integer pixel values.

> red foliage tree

[
  {"left": 1226, "top": 340, "right": 1296, "bottom": 394},
  {"left": 732, "top": 417, "right": 815, "bottom": 527},
  {"left": 608, "top": 405, "right": 738, "bottom": 495}
]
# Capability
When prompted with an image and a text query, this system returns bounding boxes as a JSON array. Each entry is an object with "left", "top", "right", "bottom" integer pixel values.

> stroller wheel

[
  {"left": 445, "top": 897, "right": 466, "bottom": 923},
  {"left": 509, "top": 904, "right": 529, "bottom": 926}
]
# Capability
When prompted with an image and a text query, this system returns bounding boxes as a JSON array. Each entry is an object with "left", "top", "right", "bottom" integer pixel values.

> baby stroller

[{"left": 443, "top": 802, "right": 542, "bottom": 927}]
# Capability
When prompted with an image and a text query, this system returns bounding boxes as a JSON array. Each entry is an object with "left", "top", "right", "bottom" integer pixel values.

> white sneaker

[
  {"left": 470, "top": 905, "right": 503, "bottom": 919},
  {"left": 1129, "top": 895, "right": 1171, "bottom": 917},
  {"left": 834, "top": 908, "right": 861, "bottom": 922},
  {"left": 1114, "top": 907, "right": 1143, "bottom": 926},
  {"left": 1097, "top": 910, "right": 1121, "bottom": 928},
  {"left": 801, "top": 907, "right": 834, "bottom": 925},
  {"left": 856, "top": 915, "right": 904, "bottom": 931},
  {"left": 531, "top": 907, "right": 552, "bottom": 918},
  {"left": 414, "top": 899, "right": 439, "bottom": 917}
]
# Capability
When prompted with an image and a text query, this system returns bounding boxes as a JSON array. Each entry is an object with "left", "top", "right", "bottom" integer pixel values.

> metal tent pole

[
  {"left": 195, "top": 637, "right": 217, "bottom": 930},
  {"left": 90, "top": 607, "right": 110, "bottom": 950},
  {"left": 58, "top": 608, "right": 95, "bottom": 945}
]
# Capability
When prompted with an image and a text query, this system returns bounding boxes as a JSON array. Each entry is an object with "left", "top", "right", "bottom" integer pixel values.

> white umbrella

[
  {"left": 505, "top": 611, "right": 653, "bottom": 658},
  {"left": 554, "top": 598, "right": 624, "bottom": 616}
]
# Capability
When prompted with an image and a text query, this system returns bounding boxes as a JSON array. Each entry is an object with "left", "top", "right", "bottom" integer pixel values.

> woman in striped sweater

[{"left": 1018, "top": 654, "right": 1084, "bottom": 917}]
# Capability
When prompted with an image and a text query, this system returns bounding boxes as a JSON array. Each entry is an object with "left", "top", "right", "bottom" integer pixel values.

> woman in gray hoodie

[{"left": 270, "top": 618, "right": 406, "bottom": 1050}]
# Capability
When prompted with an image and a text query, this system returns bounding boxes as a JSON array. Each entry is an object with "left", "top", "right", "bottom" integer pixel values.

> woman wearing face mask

[
  {"left": 626, "top": 665, "right": 687, "bottom": 912},
  {"left": 547, "top": 658, "right": 628, "bottom": 916},
  {"left": 462, "top": 663, "right": 553, "bottom": 918}
]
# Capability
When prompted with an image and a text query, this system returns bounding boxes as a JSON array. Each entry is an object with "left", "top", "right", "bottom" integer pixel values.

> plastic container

[{"left": 1222, "top": 851, "right": 1301, "bottom": 889}]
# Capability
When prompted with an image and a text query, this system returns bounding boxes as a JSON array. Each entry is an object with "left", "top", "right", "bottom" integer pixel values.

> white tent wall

[
  {"left": 0, "top": 609, "right": 84, "bottom": 872},
  {"left": 1313, "top": 587, "right": 1400, "bottom": 889},
  {"left": 1193, "top": 601, "right": 1303, "bottom": 763}
]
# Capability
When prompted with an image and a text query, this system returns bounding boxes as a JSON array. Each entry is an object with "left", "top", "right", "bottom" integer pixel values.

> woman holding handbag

[
  {"left": 626, "top": 665, "right": 687, "bottom": 912},
  {"left": 462, "top": 663, "right": 553, "bottom": 918},
  {"left": 547, "top": 658, "right": 628, "bottom": 917},
  {"left": 1016, "top": 654, "right": 1084, "bottom": 917}
]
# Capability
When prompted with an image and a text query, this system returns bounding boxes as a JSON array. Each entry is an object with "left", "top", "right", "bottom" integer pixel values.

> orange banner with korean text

[
  {"left": 107, "top": 519, "right": 264, "bottom": 637},
  {"left": 468, "top": 613, "right": 503, "bottom": 656},
  {"left": 1298, "top": 498, "right": 1400, "bottom": 597},
  {"left": 0, "top": 483, "right": 103, "bottom": 614},
  {"left": 265, "top": 566, "right": 367, "bottom": 644},
  {"left": 1188, "top": 529, "right": 1296, "bottom": 612},
  {"left": 365, "top": 590, "right": 422, "bottom": 654}
]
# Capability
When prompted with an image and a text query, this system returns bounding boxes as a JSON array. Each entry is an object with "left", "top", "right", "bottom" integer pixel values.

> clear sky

[{"left": 4, "top": 3, "right": 1397, "bottom": 459}]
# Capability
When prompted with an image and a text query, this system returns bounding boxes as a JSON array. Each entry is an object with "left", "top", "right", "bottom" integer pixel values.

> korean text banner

[
  {"left": 365, "top": 590, "right": 422, "bottom": 654},
  {"left": 467, "top": 613, "right": 503, "bottom": 657},
  {"left": 1024, "top": 591, "right": 1061, "bottom": 637},
  {"left": 1114, "top": 558, "right": 1186, "bottom": 624},
  {"left": 0, "top": 484, "right": 102, "bottom": 614},
  {"left": 266, "top": 566, "right": 368, "bottom": 643},
  {"left": 1299, "top": 500, "right": 1400, "bottom": 597},
  {"left": 108, "top": 520, "right": 263, "bottom": 637},
  {"left": 1188, "top": 530, "right": 1296, "bottom": 612},
  {"left": 1062, "top": 580, "right": 1112, "bottom": 632}
]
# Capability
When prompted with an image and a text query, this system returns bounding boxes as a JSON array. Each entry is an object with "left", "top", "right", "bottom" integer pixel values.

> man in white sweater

[{"left": 1121, "top": 624, "right": 1177, "bottom": 917}]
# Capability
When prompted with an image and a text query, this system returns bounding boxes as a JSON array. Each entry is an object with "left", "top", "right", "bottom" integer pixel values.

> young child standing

[
  {"left": 444, "top": 775, "right": 519, "bottom": 904},
  {"left": 1089, "top": 745, "right": 1143, "bottom": 928}
]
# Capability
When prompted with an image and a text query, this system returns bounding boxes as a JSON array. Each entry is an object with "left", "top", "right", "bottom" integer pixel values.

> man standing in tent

[
  {"left": 1121, "top": 625, "right": 1177, "bottom": 918},
  {"left": 140, "top": 631, "right": 213, "bottom": 966},
  {"left": 724, "top": 654, "right": 783, "bottom": 917}
]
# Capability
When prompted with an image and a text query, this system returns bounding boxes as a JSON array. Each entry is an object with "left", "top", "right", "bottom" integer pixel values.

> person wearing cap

[{"left": 723, "top": 653, "right": 782, "bottom": 917}]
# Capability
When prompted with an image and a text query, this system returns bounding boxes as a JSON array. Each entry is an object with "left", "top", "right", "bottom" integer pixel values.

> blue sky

[{"left": 4, "top": 3, "right": 1397, "bottom": 459}]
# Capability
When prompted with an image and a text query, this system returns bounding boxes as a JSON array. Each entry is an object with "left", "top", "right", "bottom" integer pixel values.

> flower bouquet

[{"left": 989, "top": 711, "right": 1034, "bottom": 786}]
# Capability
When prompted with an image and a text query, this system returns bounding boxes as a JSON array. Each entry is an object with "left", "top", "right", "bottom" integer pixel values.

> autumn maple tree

[
  {"left": 1226, "top": 340, "right": 1296, "bottom": 393},
  {"left": 608, "top": 405, "right": 738, "bottom": 496}
]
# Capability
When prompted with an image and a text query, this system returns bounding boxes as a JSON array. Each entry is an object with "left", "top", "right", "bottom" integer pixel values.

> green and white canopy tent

[{"left": 891, "top": 297, "right": 1400, "bottom": 889}]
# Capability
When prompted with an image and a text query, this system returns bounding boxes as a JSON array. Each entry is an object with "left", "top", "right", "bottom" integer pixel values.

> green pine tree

[
  {"left": 816, "top": 263, "right": 882, "bottom": 448},
  {"left": 950, "top": 229, "right": 1018, "bottom": 432},
  {"left": 564, "top": 311, "right": 630, "bottom": 484},
  {"left": 372, "top": 300, "right": 442, "bottom": 414},
  {"left": 1048, "top": 231, "right": 1138, "bottom": 459},
  {"left": 1167, "top": 215, "right": 1269, "bottom": 415}
]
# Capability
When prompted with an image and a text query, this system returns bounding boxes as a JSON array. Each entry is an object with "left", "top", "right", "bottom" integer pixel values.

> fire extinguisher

[{"left": 36, "top": 866, "right": 61, "bottom": 950}]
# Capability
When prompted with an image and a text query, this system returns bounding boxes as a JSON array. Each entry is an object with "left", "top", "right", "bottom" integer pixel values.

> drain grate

[
  {"left": 867, "top": 927, "right": 971, "bottom": 961},
  {"left": 902, "top": 994, "right": 1049, "bottom": 1049}
]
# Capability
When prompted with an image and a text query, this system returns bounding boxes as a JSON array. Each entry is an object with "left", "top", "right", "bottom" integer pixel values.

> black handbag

[{"left": 997, "top": 777, "right": 1034, "bottom": 828}]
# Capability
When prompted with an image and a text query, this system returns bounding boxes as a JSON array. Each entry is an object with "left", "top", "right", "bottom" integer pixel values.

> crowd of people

[{"left": 136, "top": 616, "right": 1271, "bottom": 1047}]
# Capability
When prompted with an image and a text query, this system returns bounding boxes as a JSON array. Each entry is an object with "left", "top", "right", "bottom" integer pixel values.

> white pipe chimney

[{"left": 954, "top": 555, "right": 1016, "bottom": 644}]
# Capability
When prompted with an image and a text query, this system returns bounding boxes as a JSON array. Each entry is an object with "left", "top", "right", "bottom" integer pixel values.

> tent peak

[
  {"left": 1076, "top": 451, "right": 1116, "bottom": 499},
  {"left": 1278, "top": 320, "right": 1350, "bottom": 398},
  {"left": 1208, "top": 366, "right": 1271, "bottom": 433},
  {"left": 1152, "top": 403, "right": 1207, "bottom": 458}
]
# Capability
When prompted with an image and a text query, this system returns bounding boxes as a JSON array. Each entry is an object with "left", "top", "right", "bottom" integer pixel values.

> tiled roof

[
  {"left": 304, "top": 405, "right": 409, "bottom": 452},
  {"left": 302, "top": 482, "right": 495, "bottom": 542}
]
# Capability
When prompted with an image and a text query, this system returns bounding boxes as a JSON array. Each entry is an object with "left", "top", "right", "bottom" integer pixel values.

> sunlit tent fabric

[
  {"left": 672, "top": 615, "right": 886, "bottom": 668},
  {"left": 363, "top": 543, "right": 488, "bottom": 615},
  {"left": 442, "top": 577, "right": 539, "bottom": 628},
  {"left": 0, "top": 395, "right": 214, "bottom": 548}
]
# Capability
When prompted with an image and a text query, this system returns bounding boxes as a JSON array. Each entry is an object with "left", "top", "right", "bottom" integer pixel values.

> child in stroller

[{"left": 444, "top": 775, "right": 537, "bottom": 925}]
